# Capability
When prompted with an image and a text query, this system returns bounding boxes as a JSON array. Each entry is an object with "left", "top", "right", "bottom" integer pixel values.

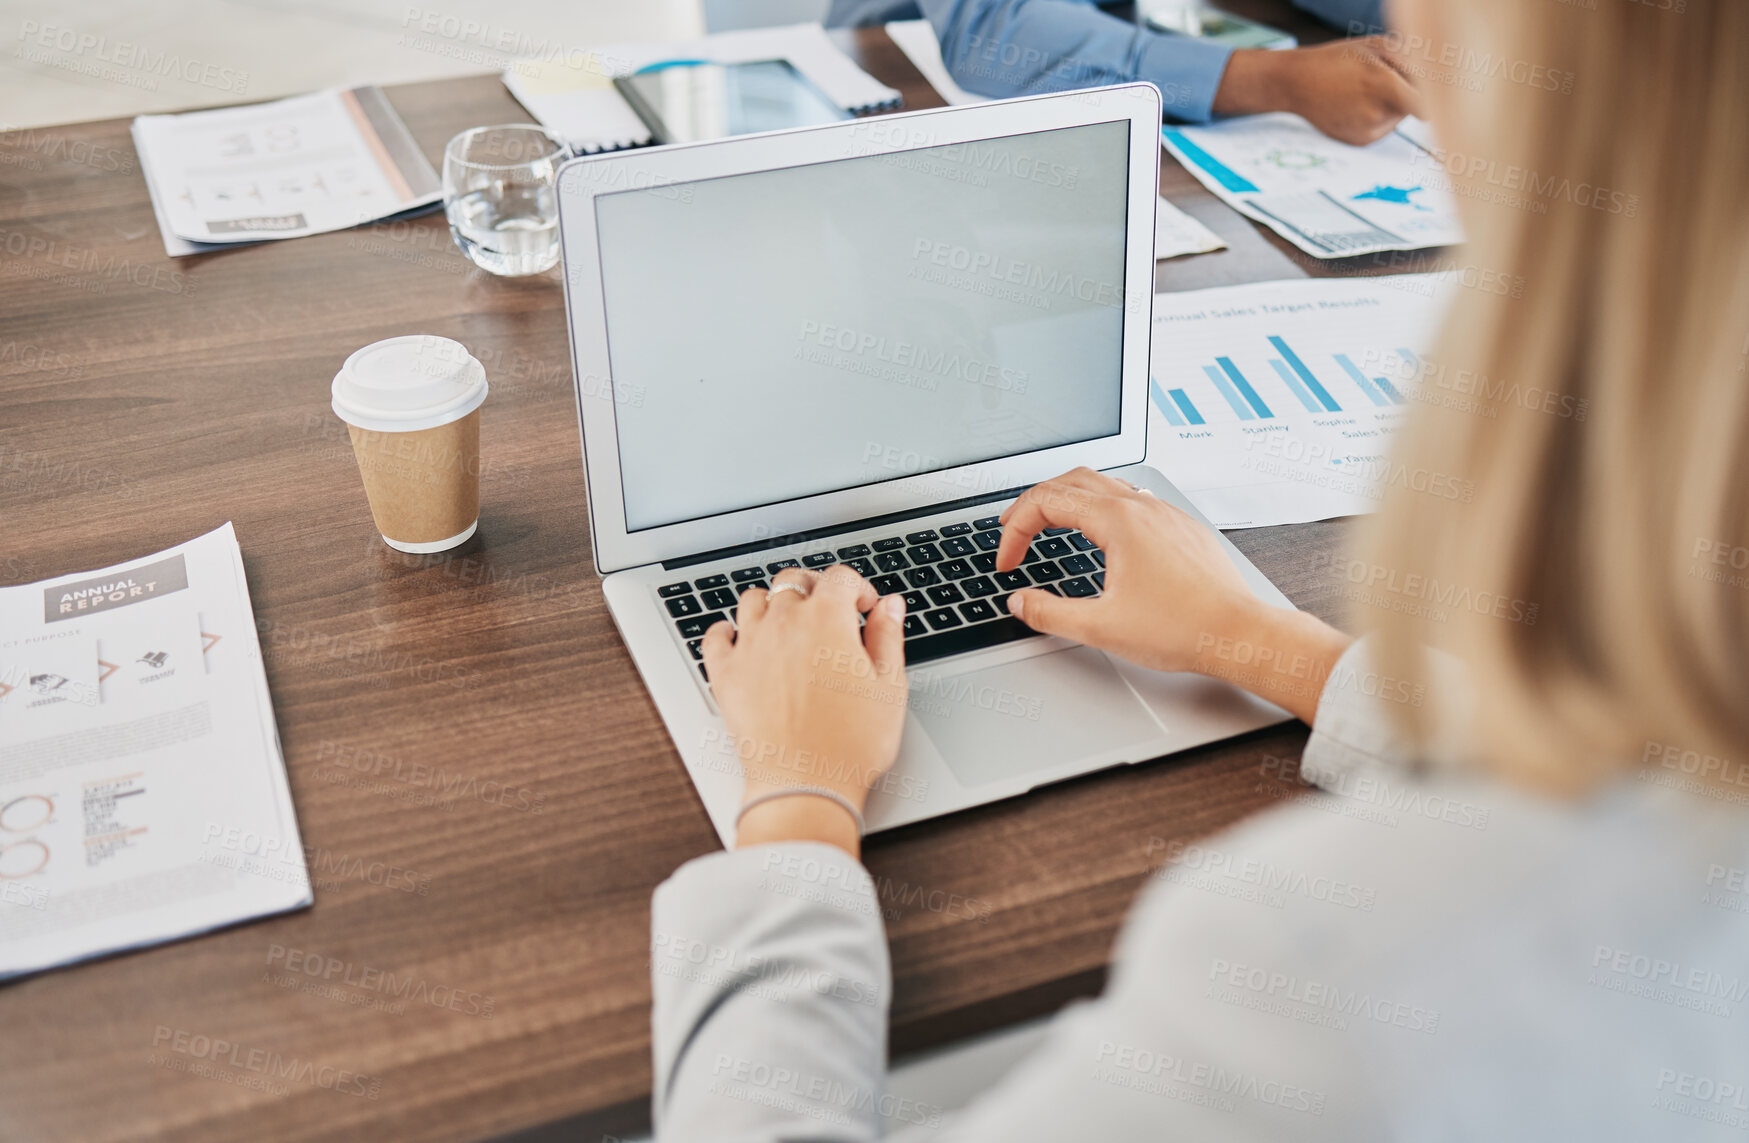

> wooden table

[{"left": 0, "top": 14, "right": 1442, "bottom": 1142}]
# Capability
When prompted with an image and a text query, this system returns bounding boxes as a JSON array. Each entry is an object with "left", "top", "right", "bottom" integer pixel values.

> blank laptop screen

[{"left": 593, "top": 119, "right": 1131, "bottom": 533}]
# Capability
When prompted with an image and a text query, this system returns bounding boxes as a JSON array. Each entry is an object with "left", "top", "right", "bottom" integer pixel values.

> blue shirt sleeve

[{"left": 915, "top": 0, "right": 1234, "bottom": 123}]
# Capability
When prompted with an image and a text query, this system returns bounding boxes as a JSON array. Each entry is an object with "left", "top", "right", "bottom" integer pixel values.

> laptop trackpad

[{"left": 911, "top": 646, "right": 1164, "bottom": 788}]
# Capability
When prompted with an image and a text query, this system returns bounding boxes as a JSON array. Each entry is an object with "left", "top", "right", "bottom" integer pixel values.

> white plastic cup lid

[{"left": 331, "top": 335, "right": 488, "bottom": 433}]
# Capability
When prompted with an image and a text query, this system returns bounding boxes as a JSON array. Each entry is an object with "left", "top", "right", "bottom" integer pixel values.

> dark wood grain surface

[{"left": 1, "top": 17, "right": 1430, "bottom": 1143}]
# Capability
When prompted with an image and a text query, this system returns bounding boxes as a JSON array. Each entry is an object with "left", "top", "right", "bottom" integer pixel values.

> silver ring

[{"left": 767, "top": 582, "right": 810, "bottom": 603}]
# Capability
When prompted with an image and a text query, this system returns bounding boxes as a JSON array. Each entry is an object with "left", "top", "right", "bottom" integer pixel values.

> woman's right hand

[{"left": 995, "top": 468, "right": 1352, "bottom": 723}]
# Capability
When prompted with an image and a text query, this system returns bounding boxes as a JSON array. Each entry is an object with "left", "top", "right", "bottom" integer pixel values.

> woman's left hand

[{"left": 701, "top": 565, "right": 909, "bottom": 856}]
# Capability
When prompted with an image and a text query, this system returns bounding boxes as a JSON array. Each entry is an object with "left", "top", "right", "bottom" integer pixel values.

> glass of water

[{"left": 442, "top": 124, "right": 569, "bottom": 277}]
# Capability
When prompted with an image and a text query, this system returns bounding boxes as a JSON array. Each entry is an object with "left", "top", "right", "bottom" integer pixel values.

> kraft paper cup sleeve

[{"left": 332, "top": 336, "right": 487, "bottom": 553}]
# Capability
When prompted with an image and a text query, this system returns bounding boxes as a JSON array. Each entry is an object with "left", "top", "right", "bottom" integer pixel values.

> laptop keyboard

[{"left": 654, "top": 514, "right": 1106, "bottom": 684}]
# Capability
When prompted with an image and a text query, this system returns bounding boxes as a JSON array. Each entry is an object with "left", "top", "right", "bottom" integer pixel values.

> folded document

[{"left": 133, "top": 86, "right": 442, "bottom": 257}]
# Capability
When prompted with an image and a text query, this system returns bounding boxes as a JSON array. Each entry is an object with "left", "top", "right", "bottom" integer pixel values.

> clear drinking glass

[{"left": 442, "top": 124, "right": 569, "bottom": 277}]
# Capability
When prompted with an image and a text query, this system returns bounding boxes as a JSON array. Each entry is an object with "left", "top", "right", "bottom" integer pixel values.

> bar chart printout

[
  {"left": 1145, "top": 275, "right": 1450, "bottom": 528},
  {"left": 1161, "top": 114, "right": 1464, "bottom": 259}
]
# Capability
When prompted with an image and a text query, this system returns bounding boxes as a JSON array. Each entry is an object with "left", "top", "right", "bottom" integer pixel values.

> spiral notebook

[{"left": 502, "top": 23, "right": 901, "bottom": 155}]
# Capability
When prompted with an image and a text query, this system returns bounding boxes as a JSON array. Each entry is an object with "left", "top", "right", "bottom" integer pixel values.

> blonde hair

[{"left": 1363, "top": 0, "right": 1749, "bottom": 793}]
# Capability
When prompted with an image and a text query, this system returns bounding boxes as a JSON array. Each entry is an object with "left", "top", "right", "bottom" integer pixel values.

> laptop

[{"left": 554, "top": 83, "right": 1293, "bottom": 844}]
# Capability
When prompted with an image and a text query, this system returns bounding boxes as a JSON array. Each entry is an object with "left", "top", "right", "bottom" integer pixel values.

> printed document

[
  {"left": 132, "top": 86, "right": 441, "bottom": 256},
  {"left": 0, "top": 524, "right": 308, "bottom": 980},
  {"left": 1147, "top": 276, "right": 1455, "bottom": 527},
  {"left": 1162, "top": 113, "right": 1463, "bottom": 258}
]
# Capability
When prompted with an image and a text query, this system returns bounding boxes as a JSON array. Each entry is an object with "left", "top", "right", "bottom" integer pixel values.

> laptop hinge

[{"left": 661, "top": 484, "right": 1031, "bottom": 571}]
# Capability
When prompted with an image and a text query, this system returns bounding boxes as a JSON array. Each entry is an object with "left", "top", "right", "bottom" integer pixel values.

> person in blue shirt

[{"left": 828, "top": 0, "right": 1418, "bottom": 144}]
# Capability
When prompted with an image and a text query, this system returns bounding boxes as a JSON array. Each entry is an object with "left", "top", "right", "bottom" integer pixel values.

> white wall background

[{"left": 3, "top": 0, "right": 705, "bottom": 128}]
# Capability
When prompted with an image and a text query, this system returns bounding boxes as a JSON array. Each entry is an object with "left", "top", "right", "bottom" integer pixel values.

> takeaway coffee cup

[{"left": 331, "top": 335, "right": 488, "bottom": 553}]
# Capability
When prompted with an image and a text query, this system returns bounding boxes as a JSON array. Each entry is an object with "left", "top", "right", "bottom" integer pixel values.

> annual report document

[{"left": 0, "top": 524, "right": 309, "bottom": 980}]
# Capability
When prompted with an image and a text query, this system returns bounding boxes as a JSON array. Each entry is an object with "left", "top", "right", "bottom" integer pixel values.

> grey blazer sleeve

[
  {"left": 651, "top": 842, "right": 896, "bottom": 1142},
  {"left": 649, "top": 640, "right": 1452, "bottom": 1142},
  {"left": 1298, "top": 637, "right": 1472, "bottom": 791}
]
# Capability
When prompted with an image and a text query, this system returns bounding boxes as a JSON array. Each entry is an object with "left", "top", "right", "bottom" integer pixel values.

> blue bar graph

[
  {"left": 1149, "top": 376, "right": 1185, "bottom": 425},
  {"left": 1269, "top": 359, "right": 1326, "bottom": 413},
  {"left": 1267, "top": 336, "right": 1341, "bottom": 412},
  {"left": 1162, "top": 129, "right": 1260, "bottom": 193},
  {"left": 1373, "top": 374, "right": 1407, "bottom": 404},
  {"left": 1334, "top": 354, "right": 1391, "bottom": 406},
  {"left": 1169, "top": 388, "right": 1205, "bottom": 425},
  {"left": 1215, "top": 357, "right": 1274, "bottom": 419},
  {"left": 1203, "top": 365, "right": 1257, "bottom": 420}
]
